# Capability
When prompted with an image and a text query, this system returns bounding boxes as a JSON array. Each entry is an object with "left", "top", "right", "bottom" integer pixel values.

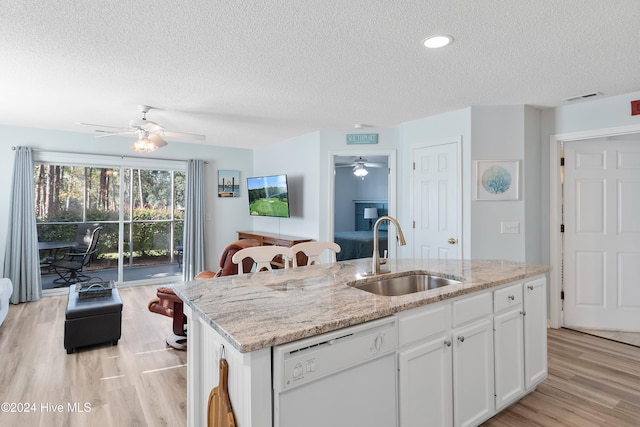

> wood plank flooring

[
  {"left": 0, "top": 285, "right": 187, "bottom": 427},
  {"left": 483, "top": 328, "right": 640, "bottom": 426},
  {"left": 570, "top": 328, "right": 640, "bottom": 347},
  {"left": 1, "top": 286, "right": 639, "bottom": 426}
]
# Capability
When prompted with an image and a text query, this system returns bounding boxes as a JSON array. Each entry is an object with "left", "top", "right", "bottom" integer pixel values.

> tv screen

[{"left": 247, "top": 174, "right": 290, "bottom": 218}]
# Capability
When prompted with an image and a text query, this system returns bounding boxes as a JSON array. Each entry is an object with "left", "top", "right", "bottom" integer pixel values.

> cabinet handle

[
  {"left": 520, "top": 310, "right": 526, "bottom": 316},
  {"left": 457, "top": 336, "right": 465, "bottom": 343},
  {"left": 527, "top": 285, "right": 534, "bottom": 291},
  {"left": 508, "top": 295, "right": 515, "bottom": 301},
  {"left": 444, "top": 339, "right": 452, "bottom": 347}
]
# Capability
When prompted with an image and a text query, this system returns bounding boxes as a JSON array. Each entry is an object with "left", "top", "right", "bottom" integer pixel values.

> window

[{"left": 34, "top": 152, "right": 186, "bottom": 291}]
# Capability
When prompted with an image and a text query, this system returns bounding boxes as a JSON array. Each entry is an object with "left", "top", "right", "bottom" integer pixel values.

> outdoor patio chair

[{"left": 51, "top": 226, "right": 103, "bottom": 286}]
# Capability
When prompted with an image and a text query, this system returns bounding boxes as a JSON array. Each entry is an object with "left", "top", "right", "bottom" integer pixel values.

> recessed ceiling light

[{"left": 423, "top": 35, "right": 453, "bottom": 49}]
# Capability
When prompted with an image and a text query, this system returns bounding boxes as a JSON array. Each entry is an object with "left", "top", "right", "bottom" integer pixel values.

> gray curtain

[
  {"left": 4, "top": 146, "right": 41, "bottom": 303},
  {"left": 182, "top": 159, "right": 206, "bottom": 280}
]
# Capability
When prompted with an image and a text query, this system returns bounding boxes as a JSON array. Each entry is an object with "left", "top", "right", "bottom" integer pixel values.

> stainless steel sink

[{"left": 351, "top": 274, "right": 462, "bottom": 296}]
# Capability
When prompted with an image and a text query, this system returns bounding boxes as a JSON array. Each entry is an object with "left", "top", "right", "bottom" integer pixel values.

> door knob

[{"left": 448, "top": 238, "right": 457, "bottom": 245}]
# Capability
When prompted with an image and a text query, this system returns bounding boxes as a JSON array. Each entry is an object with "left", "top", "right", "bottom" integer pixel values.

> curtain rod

[{"left": 11, "top": 146, "right": 207, "bottom": 163}]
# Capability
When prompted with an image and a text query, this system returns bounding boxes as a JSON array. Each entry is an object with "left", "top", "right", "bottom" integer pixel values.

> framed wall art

[
  {"left": 475, "top": 160, "right": 520, "bottom": 200},
  {"left": 218, "top": 170, "right": 240, "bottom": 197}
]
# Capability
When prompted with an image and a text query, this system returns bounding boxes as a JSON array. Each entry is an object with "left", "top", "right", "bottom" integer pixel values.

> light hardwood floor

[
  {"left": 483, "top": 328, "right": 640, "bottom": 426},
  {"left": 570, "top": 328, "right": 640, "bottom": 347},
  {"left": 1, "top": 287, "right": 639, "bottom": 426},
  {"left": 0, "top": 285, "right": 187, "bottom": 427}
]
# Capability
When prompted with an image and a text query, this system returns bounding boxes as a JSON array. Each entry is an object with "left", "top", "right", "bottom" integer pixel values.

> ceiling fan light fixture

[
  {"left": 353, "top": 165, "right": 368, "bottom": 178},
  {"left": 131, "top": 137, "right": 159, "bottom": 153}
]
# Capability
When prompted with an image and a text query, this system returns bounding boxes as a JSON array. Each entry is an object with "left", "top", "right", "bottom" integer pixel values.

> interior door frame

[
  {"left": 328, "top": 149, "right": 397, "bottom": 258},
  {"left": 549, "top": 123, "right": 640, "bottom": 328}
]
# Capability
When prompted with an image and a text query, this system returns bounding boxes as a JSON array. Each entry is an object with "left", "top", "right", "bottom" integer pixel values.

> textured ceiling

[{"left": 1, "top": 1, "right": 639, "bottom": 149}]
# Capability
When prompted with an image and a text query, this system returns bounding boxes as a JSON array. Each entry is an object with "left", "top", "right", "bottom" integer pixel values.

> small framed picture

[
  {"left": 475, "top": 160, "right": 520, "bottom": 200},
  {"left": 218, "top": 170, "right": 240, "bottom": 197}
]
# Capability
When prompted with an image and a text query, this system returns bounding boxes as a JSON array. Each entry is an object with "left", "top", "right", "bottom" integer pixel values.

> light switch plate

[{"left": 501, "top": 221, "right": 520, "bottom": 234}]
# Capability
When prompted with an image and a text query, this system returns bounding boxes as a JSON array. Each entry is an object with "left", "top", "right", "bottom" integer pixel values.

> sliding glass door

[{"left": 34, "top": 154, "right": 185, "bottom": 290}]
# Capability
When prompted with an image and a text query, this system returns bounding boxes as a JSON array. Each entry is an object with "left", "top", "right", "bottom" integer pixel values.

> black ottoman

[{"left": 64, "top": 286, "right": 122, "bottom": 354}]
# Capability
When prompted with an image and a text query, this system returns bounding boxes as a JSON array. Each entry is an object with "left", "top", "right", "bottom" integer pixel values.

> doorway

[
  {"left": 330, "top": 150, "right": 396, "bottom": 261},
  {"left": 550, "top": 123, "right": 640, "bottom": 333}
]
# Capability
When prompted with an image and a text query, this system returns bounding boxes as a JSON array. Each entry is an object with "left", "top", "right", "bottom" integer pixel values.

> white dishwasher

[{"left": 273, "top": 316, "right": 399, "bottom": 427}]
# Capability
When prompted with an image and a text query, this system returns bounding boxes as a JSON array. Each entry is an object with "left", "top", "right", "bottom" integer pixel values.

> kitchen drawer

[
  {"left": 493, "top": 283, "right": 523, "bottom": 313},
  {"left": 452, "top": 291, "right": 492, "bottom": 328},
  {"left": 398, "top": 302, "right": 450, "bottom": 347}
]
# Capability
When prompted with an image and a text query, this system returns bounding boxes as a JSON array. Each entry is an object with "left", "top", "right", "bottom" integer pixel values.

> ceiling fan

[
  {"left": 336, "top": 156, "right": 386, "bottom": 178},
  {"left": 79, "top": 105, "right": 206, "bottom": 152}
]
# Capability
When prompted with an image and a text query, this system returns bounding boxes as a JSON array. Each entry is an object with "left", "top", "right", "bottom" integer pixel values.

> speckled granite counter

[{"left": 173, "top": 258, "right": 551, "bottom": 353}]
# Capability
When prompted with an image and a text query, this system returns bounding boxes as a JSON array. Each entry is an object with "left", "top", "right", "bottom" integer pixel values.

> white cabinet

[
  {"left": 397, "top": 292, "right": 494, "bottom": 427},
  {"left": 524, "top": 277, "right": 547, "bottom": 389},
  {"left": 397, "top": 302, "right": 452, "bottom": 427},
  {"left": 493, "top": 283, "right": 525, "bottom": 410},
  {"left": 396, "top": 275, "right": 547, "bottom": 427},
  {"left": 451, "top": 293, "right": 494, "bottom": 427},
  {"left": 398, "top": 335, "right": 452, "bottom": 426}
]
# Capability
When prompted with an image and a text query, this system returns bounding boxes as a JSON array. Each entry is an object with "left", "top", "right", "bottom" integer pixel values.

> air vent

[{"left": 562, "top": 92, "right": 603, "bottom": 102}]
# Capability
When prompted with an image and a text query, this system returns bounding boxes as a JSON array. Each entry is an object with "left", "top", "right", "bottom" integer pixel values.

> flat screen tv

[{"left": 247, "top": 174, "right": 290, "bottom": 218}]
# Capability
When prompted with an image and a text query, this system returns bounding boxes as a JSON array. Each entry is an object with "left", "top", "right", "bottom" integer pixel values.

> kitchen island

[{"left": 173, "top": 258, "right": 551, "bottom": 427}]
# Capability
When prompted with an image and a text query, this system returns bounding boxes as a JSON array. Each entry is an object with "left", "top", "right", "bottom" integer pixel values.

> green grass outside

[{"left": 249, "top": 198, "right": 289, "bottom": 217}]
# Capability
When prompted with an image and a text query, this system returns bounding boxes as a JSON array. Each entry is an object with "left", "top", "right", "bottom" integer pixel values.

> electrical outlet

[{"left": 501, "top": 221, "right": 520, "bottom": 234}]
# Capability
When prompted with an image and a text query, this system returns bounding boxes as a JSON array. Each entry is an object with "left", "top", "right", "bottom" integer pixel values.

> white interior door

[
  {"left": 563, "top": 139, "right": 640, "bottom": 331},
  {"left": 412, "top": 142, "right": 461, "bottom": 259}
]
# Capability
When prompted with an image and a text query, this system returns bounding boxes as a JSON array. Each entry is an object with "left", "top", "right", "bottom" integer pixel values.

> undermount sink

[{"left": 351, "top": 273, "right": 462, "bottom": 296}]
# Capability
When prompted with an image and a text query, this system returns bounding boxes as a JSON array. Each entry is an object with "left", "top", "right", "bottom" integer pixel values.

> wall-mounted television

[{"left": 247, "top": 174, "right": 290, "bottom": 218}]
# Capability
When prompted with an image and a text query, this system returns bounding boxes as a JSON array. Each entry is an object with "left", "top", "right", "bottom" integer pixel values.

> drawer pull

[
  {"left": 527, "top": 285, "right": 534, "bottom": 291},
  {"left": 508, "top": 295, "right": 515, "bottom": 301},
  {"left": 457, "top": 336, "right": 465, "bottom": 343},
  {"left": 444, "top": 340, "right": 452, "bottom": 347}
]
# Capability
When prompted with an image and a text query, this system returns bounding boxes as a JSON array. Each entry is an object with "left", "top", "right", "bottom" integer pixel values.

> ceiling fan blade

[
  {"left": 363, "top": 162, "right": 385, "bottom": 167},
  {"left": 148, "top": 134, "right": 168, "bottom": 148},
  {"left": 335, "top": 163, "right": 356, "bottom": 168},
  {"left": 95, "top": 130, "right": 136, "bottom": 138},
  {"left": 161, "top": 130, "right": 206, "bottom": 141},
  {"left": 78, "top": 122, "right": 129, "bottom": 131}
]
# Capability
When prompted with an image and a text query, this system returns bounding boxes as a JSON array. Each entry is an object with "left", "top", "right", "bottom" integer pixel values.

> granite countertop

[{"left": 173, "top": 258, "right": 551, "bottom": 353}]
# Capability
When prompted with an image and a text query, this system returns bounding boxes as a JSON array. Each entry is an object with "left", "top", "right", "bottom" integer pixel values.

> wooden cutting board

[{"left": 208, "top": 358, "right": 236, "bottom": 427}]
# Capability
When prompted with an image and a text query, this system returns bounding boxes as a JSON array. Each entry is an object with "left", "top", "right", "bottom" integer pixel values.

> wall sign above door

[{"left": 346, "top": 134, "right": 378, "bottom": 145}]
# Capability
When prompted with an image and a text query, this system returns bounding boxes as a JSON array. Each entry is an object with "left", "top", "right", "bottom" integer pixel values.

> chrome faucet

[{"left": 370, "top": 215, "right": 406, "bottom": 275}]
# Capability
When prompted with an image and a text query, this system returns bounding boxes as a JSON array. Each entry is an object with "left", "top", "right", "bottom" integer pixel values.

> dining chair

[
  {"left": 231, "top": 245, "right": 294, "bottom": 274},
  {"left": 290, "top": 241, "right": 341, "bottom": 267}
]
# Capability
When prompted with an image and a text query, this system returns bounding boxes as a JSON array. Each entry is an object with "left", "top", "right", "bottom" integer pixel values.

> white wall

[
  {"left": 0, "top": 125, "right": 253, "bottom": 276},
  {"left": 251, "top": 131, "right": 321, "bottom": 239},
  {"left": 470, "top": 106, "right": 527, "bottom": 261}
]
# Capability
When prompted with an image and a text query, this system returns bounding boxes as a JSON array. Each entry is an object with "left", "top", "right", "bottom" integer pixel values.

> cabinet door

[
  {"left": 452, "top": 318, "right": 494, "bottom": 427},
  {"left": 398, "top": 335, "right": 452, "bottom": 427},
  {"left": 524, "top": 277, "right": 548, "bottom": 389},
  {"left": 494, "top": 308, "right": 525, "bottom": 410}
]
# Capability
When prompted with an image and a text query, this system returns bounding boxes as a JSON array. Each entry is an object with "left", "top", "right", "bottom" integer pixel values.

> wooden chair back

[
  {"left": 290, "top": 241, "right": 341, "bottom": 267},
  {"left": 231, "top": 245, "right": 294, "bottom": 274}
]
